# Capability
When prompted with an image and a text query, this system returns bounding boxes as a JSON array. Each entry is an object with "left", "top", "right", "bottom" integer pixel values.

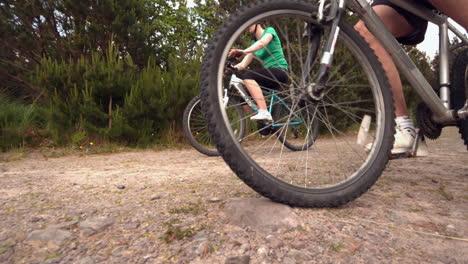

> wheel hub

[{"left": 306, "top": 83, "right": 326, "bottom": 100}]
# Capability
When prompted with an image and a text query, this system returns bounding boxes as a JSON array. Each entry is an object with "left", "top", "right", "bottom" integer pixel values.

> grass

[
  {"left": 0, "top": 241, "right": 14, "bottom": 254},
  {"left": 44, "top": 252, "right": 61, "bottom": 261},
  {"left": 0, "top": 148, "right": 28, "bottom": 162},
  {"left": 168, "top": 201, "right": 206, "bottom": 215},
  {"left": 0, "top": 139, "right": 190, "bottom": 162},
  {"left": 329, "top": 242, "right": 345, "bottom": 253},
  {"left": 161, "top": 218, "right": 205, "bottom": 244}
]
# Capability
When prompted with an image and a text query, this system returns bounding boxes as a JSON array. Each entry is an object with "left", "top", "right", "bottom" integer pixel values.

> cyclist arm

[
  {"left": 235, "top": 53, "right": 254, "bottom": 71},
  {"left": 244, "top": 33, "right": 273, "bottom": 53},
  {"left": 228, "top": 33, "right": 274, "bottom": 56},
  {"left": 231, "top": 33, "right": 274, "bottom": 70}
]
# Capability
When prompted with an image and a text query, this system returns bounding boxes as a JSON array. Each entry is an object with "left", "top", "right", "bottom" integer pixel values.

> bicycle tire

[
  {"left": 200, "top": 0, "right": 395, "bottom": 207},
  {"left": 183, "top": 95, "right": 247, "bottom": 156},
  {"left": 183, "top": 95, "right": 220, "bottom": 156},
  {"left": 450, "top": 48, "right": 468, "bottom": 149}
]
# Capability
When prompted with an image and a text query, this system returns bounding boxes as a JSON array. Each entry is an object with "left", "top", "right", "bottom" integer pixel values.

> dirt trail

[{"left": 0, "top": 127, "right": 467, "bottom": 263}]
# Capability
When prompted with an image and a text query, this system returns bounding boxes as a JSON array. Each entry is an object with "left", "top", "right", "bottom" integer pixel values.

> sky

[{"left": 417, "top": 21, "right": 465, "bottom": 59}]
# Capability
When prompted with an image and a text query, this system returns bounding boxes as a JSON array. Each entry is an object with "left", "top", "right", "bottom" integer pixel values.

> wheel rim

[
  {"left": 213, "top": 9, "right": 388, "bottom": 191},
  {"left": 187, "top": 99, "right": 218, "bottom": 153}
]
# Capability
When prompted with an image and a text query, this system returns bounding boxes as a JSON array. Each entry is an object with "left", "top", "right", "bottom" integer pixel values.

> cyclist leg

[
  {"left": 355, "top": 5, "right": 414, "bottom": 117},
  {"left": 240, "top": 68, "right": 288, "bottom": 121},
  {"left": 243, "top": 79, "right": 268, "bottom": 110},
  {"left": 355, "top": 4, "right": 418, "bottom": 154}
]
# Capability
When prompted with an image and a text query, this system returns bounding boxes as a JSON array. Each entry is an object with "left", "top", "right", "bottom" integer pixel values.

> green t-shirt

[{"left": 253, "top": 27, "right": 288, "bottom": 70}]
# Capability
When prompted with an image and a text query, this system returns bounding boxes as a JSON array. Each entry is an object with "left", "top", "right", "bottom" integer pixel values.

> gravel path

[{"left": 0, "top": 127, "right": 467, "bottom": 263}]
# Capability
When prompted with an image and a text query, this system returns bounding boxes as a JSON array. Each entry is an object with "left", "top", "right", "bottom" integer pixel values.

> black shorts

[
  {"left": 239, "top": 67, "right": 289, "bottom": 90},
  {"left": 372, "top": 0, "right": 434, "bottom": 45}
]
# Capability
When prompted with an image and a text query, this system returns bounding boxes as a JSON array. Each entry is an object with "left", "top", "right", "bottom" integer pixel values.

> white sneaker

[
  {"left": 250, "top": 109, "right": 273, "bottom": 121},
  {"left": 391, "top": 125, "right": 416, "bottom": 154},
  {"left": 364, "top": 125, "right": 416, "bottom": 154}
]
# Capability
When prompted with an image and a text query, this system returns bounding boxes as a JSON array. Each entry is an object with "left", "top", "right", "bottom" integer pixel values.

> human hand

[{"left": 228, "top": 49, "right": 245, "bottom": 58}]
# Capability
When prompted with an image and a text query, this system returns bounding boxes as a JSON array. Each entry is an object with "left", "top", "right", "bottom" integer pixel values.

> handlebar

[{"left": 225, "top": 52, "right": 244, "bottom": 75}]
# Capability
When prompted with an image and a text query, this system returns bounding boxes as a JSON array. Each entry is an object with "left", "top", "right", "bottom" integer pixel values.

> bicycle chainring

[
  {"left": 257, "top": 121, "right": 276, "bottom": 136},
  {"left": 415, "top": 103, "right": 442, "bottom": 140}
]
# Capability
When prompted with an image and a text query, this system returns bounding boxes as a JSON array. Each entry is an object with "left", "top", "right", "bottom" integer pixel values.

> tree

[{"left": 0, "top": 0, "right": 202, "bottom": 99}]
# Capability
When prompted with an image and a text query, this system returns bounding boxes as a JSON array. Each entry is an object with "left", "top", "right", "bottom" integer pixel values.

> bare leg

[
  {"left": 428, "top": 0, "right": 468, "bottom": 29},
  {"left": 244, "top": 79, "right": 268, "bottom": 110},
  {"left": 243, "top": 104, "right": 254, "bottom": 114},
  {"left": 355, "top": 5, "right": 415, "bottom": 117}
]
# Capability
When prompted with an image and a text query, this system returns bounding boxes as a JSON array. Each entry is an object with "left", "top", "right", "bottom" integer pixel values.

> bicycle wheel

[
  {"left": 200, "top": 0, "right": 395, "bottom": 207},
  {"left": 273, "top": 99, "right": 319, "bottom": 151},
  {"left": 451, "top": 48, "right": 468, "bottom": 149},
  {"left": 183, "top": 95, "right": 247, "bottom": 156}
]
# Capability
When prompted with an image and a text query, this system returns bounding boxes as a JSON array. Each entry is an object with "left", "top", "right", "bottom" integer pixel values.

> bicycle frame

[
  {"left": 267, "top": 91, "right": 303, "bottom": 127},
  {"left": 321, "top": 0, "right": 468, "bottom": 124},
  {"left": 227, "top": 74, "right": 303, "bottom": 127}
]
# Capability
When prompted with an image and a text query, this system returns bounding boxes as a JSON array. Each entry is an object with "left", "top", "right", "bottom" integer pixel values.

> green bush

[
  {"left": 0, "top": 95, "right": 40, "bottom": 151},
  {"left": 30, "top": 42, "right": 200, "bottom": 146}
]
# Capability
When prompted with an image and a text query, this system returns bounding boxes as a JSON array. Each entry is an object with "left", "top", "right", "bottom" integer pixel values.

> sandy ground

[{"left": 0, "top": 127, "right": 467, "bottom": 263}]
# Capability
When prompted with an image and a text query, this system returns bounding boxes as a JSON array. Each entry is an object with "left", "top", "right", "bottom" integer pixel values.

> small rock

[
  {"left": 0, "top": 231, "right": 13, "bottom": 241},
  {"left": 30, "top": 216, "right": 44, "bottom": 223},
  {"left": 26, "top": 228, "right": 72, "bottom": 246},
  {"left": 239, "top": 243, "right": 250, "bottom": 254},
  {"left": 69, "top": 242, "right": 78, "bottom": 250},
  {"left": 77, "top": 256, "right": 95, "bottom": 264},
  {"left": 208, "top": 197, "right": 222, "bottom": 203},
  {"left": 266, "top": 235, "right": 283, "bottom": 248},
  {"left": 283, "top": 257, "right": 295, "bottom": 264},
  {"left": 286, "top": 249, "right": 308, "bottom": 262},
  {"left": 225, "top": 255, "right": 250, "bottom": 264},
  {"left": 111, "top": 245, "right": 126, "bottom": 256},
  {"left": 124, "top": 222, "right": 140, "bottom": 229},
  {"left": 80, "top": 228, "right": 97, "bottom": 237},
  {"left": 292, "top": 241, "right": 306, "bottom": 249},
  {"left": 193, "top": 230, "right": 207, "bottom": 239},
  {"left": 447, "top": 224, "right": 455, "bottom": 229},
  {"left": 117, "top": 185, "right": 126, "bottom": 190},
  {"left": 195, "top": 240, "right": 209, "bottom": 256},
  {"left": 79, "top": 217, "right": 115, "bottom": 234},
  {"left": 48, "top": 220, "right": 79, "bottom": 230},
  {"left": 143, "top": 254, "right": 153, "bottom": 260},
  {"left": 431, "top": 178, "right": 439, "bottom": 183},
  {"left": 257, "top": 247, "right": 268, "bottom": 255},
  {"left": 224, "top": 198, "right": 302, "bottom": 233},
  {"left": 150, "top": 195, "right": 162, "bottom": 200}
]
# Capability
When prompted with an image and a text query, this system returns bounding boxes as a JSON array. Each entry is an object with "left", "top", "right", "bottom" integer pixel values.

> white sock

[
  {"left": 395, "top": 116, "right": 415, "bottom": 130},
  {"left": 396, "top": 116, "right": 416, "bottom": 137}
]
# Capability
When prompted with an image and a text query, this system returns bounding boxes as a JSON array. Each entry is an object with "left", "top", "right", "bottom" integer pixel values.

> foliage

[
  {"left": 0, "top": 0, "right": 437, "bottom": 149},
  {"left": 0, "top": 94, "right": 42, "bottom": 151},
  {"left": 30, "top": 41, "right": 200, "bottom": 146},
  {"left": 0, "top": 0, "right": 202, "bottom": 98}
]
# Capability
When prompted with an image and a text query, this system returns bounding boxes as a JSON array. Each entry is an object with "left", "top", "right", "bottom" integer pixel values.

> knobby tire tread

[{"left": 450, "top": 48, "right": 468, "bottom": 149}]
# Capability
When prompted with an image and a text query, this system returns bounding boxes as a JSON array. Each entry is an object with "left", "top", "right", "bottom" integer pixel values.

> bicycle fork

[{"left": 308, "top": 0, "right": 346, "bottom": 100}]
